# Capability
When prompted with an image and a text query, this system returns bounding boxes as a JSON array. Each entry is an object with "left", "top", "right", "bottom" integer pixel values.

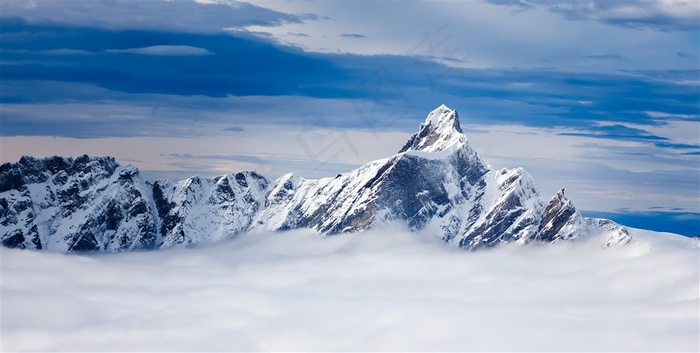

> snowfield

[{"left": 2, "top": 226, "right": 698, "bottom": 352}]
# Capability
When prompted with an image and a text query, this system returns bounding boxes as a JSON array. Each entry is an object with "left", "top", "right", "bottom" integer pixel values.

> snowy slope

[
  {"left": 152, "top": 172, "right": 269, "bottom": 248},
  {"left": 0, "top": 156, "right": 157, "bottom": 252},
  {"left": 0, "top": 157, "right": 270, "bottom": 251},
  {"left": 252, "top": 105, "right": 632, "bottom": 249},
  {"left": 1, "top": 105, "right": 645, "bottom": 253}
]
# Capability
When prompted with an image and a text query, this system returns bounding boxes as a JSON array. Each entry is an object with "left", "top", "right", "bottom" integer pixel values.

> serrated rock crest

[{"left": 1, "top": 106, "right": 631, "bottom": 252}]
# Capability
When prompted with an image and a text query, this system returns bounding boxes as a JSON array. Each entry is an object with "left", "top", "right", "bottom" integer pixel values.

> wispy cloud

[
  {"left": 339, "top": 33, "right": 367, "bottom": 38},
  {"left": 560, "top": 124, "right": 669, "bottom": 142},
  {"left": 39, "top": 48, "right": 94, "bottom": 55},
  {"left": 583, "top": 54, "right": 623, "bottom": 60},
  {"left": 1, "top": 1, "right": 319, "bottom": 33},
  {"left": 166, "top": 153, "right": 269, "bottom": 165},
  {"left": 677, "top": 51, "right": 695, "bottom": 59},
  {"left": 105, "top": 45, "right": 213, "bottom": 56},
  {"left": 488, "top": 0, "right": 700, "bottom": 31}
]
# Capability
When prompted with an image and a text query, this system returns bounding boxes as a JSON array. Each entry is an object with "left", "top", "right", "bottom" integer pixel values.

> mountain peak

[
  {"left": 1, "top": 105, "right": 637, "bottom": 253},
  {"left": 426, "top": 104, "right": 463, "bottom": 132},
  {"left": 399, "top": 105, "right": 467, "bottom": 153}
]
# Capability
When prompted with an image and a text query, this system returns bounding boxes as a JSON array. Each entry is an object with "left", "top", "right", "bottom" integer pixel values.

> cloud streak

[
  {"left": 1, "top": 0, "right": 318, "bottom": 33},
  {"left": 339, "top": 33, "right": 367, "bottom": 38},
  {"left": 105, "top": 45, "right": 213, "bottom": 56},
  {"left": 489, "top": 0, "right": 700, "bottom": 31}
]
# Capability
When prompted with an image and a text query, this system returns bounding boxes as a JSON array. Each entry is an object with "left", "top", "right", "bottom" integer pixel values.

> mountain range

[{"left": 1, "top": 105, "right": 634, "bottom": 252}]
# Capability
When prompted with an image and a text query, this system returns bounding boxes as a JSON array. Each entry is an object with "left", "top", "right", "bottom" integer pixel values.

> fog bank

[{"left": 2, "top": 227, "right": 698, "bottom": 352}]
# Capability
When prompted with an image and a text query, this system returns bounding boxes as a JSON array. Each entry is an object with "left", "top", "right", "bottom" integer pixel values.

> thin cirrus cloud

[
  {"left": 39, "top": 48, "right": 95, "bottom": 55},
  {"left": 105, "top": 45, "right": 213, "bottom": 56},
  {"left": 339, "top": 33, "right": 367, "bottom": 38},
  {"left": 677, "top": 51, "right": 695, "bottom": 59},
  {"left": 560, "top": 124, "right": 678, "bottom": 142},
  {"left": 583, "top": 54, "right": 624, "bottom": 60}
]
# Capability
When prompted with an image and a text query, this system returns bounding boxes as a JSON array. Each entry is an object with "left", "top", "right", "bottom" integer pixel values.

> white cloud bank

[{"left": 2, "top": 227, "right": 698, "bottom": 352}]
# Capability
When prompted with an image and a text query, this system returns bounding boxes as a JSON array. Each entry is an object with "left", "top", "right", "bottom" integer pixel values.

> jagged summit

[
  {"left": 536, "top": 188, "right": 580, "bottom": 242},
  {"left": 1, "top": 106, "right": 635, "bottom": 253},
  {"left": 399, "top": 104, "right": 467, "bottom": 153}
]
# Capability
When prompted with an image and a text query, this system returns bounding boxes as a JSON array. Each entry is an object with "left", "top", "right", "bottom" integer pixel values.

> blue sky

[{"left": 1, "top": 0, "right": 698, "bottom": 236}]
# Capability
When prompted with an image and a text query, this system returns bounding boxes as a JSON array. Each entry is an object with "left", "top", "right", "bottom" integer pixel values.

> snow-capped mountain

[
  {"left": 1, "top": 105, "right": 632, "bottom": 252},
  {"left": 152, "top": 172, "right": 269, "bottom": 248},
  {"left": 0, "top": 156, "right": 157, "bottom": 252}
]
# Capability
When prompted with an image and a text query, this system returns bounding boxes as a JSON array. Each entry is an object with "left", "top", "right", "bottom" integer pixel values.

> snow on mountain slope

[
  {"left": 0, "top": 105, "right": 646, "bottom": 253},
  {"left": 152, "top": 172, "right": 269, "bottom": 248},
  {"left": 251, "top": 157, "right": 392, "bottom": 234},
  {"left": 399, "top": 104, "right": 467, "bottom": 153},
  {"left": 252, "top": 104, "right": 632, "bottom": 249},
  {"left": 0, "top": 156, "right": 157, "bottom": 252},
  {"left": 251, "top": 105, "right": 492, "bottom": 241}
]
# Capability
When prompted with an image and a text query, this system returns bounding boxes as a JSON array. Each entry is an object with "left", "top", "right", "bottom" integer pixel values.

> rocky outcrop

[
  {"left": 536, "top": 189, "right": 581, "bottom": 242},
  {"left": 0, "top": 156, "right": 157, "bottom": 252},
  {"left": 0, "top": 105, "right": 632, "bottom": 252}
]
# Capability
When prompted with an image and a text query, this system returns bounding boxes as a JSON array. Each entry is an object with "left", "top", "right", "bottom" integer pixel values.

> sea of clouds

[{"left": 2, "top": 226, "right": 698, "bottom": 352}]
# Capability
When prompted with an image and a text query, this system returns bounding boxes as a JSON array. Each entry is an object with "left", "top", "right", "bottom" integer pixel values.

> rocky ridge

[{"left": 0, "top": 105, "right": 632, "bottom": 252}]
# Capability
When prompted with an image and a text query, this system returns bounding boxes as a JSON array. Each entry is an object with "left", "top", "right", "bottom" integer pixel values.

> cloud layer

[
  {"left": 1, "top": 0, "right": 316, "bottom": 33},
  {"left": 2, "top": 227, "right": 698, "bottom": 352}
]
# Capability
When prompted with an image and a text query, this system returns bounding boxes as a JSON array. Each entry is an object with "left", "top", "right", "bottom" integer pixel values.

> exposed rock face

[
  {"left": 0, "top": 105, "right": 632, "bottom": 252},
  {"left": 536, "top": 189, "right": 582, "bottom": 242},
  {"left": 0, "top": 156, "right": 157, "bottom": 252},
  {"left": 399, "top": 105, "right": 466, "bottom": 153},
  {"left": 250, "top": 104, "right": 630, "bottom": 250},
  {"left": 152, "top": 172, "right": 269, "bottom": 247}
]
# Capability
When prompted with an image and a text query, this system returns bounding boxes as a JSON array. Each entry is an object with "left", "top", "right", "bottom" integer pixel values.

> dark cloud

[
  {"left": 551, "top": 2, "right": 699, "bottom": 31},
  {"left": 487, "top": 0, "right": 532, "bottom": 8},
  {"left": 0, "top": 19, "right": 344, "bottom": 97},
  {"left": 583, "top": 54, "right": 623, "bottom": 60},
  {"left": 0, "top": 1, "right": 318, "bottom": 33},
  {"left": 223, "top": 126, "right": 245, "bottom": 132},
  {"left": 40, "top": 49, "right": 94, "bottom": 56},
  {"left": 339, "top": 33, "right": 367, "bottom": 38},
  {"left": 677, "top": 51, "right": 695, "bottom": 59},
  {"left": 104, "top": 45, "right": 213, "bottom": 56},
  {"left": 487, "top": 0, "right": 699, "bottom": 31},
  {"left": 560, "top": 125, "right": 699, "bottom": 154},
  {"left": 654, "top": 141, "right": 700, "bottom": 151},
  {"left": 1, "top": 19, "right": 697, "bottom": 150},
  {"left": 559, "top": 124, "right": 668, "bottom": 141}
]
